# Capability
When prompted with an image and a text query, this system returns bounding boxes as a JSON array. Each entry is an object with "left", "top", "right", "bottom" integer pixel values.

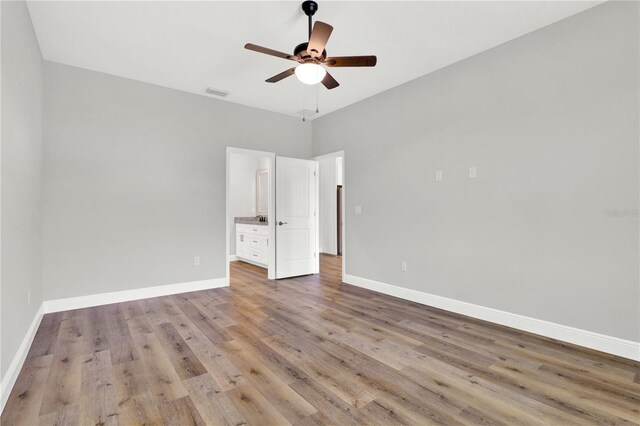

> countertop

[{"left": 234, "top": 217, "right": 268, "bottom": 226}]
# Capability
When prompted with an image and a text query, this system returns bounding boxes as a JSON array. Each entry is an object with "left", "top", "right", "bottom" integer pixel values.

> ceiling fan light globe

[{"left": 295, "top": 63, "right": 326, "bottom": 85}]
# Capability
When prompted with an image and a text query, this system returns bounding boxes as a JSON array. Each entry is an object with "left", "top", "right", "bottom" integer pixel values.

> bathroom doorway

[{"left": 225, "top": 147, "right": 276, "bottom": 281}]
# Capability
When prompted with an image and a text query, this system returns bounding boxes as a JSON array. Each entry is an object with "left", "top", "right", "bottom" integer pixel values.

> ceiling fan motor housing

[{"left": 294, "top": 42, "right": 326, "bottom": 61}]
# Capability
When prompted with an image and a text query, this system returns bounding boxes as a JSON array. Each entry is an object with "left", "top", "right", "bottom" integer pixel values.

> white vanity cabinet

[{"left": 235, "top": 224, "right": 269, "bottom": 267}]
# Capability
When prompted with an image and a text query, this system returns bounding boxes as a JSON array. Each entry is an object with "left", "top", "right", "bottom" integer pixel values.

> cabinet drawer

[
  {"left": 257, "top": 226, "right": 269, "bottom": 236},
  {"left": 250, "top": 238, "right": 261, "bottom": 249},
  {"left": 250, "top": 250, "right": 261, "bottom": 261}
]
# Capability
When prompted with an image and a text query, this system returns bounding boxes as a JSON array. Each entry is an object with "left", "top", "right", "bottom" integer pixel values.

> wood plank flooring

[{"left": 2, "top": 254, "right": 639, "bottom": 425}]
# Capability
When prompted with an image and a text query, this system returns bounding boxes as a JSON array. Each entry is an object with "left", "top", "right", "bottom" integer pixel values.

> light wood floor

[{"left": 2, "top": 254, "right": 639, "bottom": 425}]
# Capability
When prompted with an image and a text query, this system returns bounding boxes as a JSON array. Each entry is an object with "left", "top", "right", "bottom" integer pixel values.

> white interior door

[{"left": 275, "top": 156, "right": 318, "bottom": 279}]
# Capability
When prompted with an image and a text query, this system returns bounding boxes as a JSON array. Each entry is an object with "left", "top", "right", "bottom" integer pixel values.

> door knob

[{"left": 278, "top": 221, "right": 288, "bottom": 226}]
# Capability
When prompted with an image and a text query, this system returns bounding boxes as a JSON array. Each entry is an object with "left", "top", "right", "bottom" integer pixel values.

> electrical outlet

[
  {"left": 194, "top": 256, "right": 200, "bottom": 266},
  {"left": 469, "top": 167, "right": 477, "bottom": 178},
  {"left": 435, "top": 170, "right": 443, "bottom": 182},
  {"left": 355, "top": 205, "right": 362, "bottom": 215},
  {"left": 401, "top": 261, "right": 407, "bottom": 272}
]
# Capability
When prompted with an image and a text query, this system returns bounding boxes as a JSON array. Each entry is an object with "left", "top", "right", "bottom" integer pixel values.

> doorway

[
  {"left": 226, "top": 148, "right": 322, "bottom": 282},
  {"left": 314, "top": 150, "right": 345, "bottom": 281},
  {"left": 226, "top": 147, "right": 276, "bottom": 281}
]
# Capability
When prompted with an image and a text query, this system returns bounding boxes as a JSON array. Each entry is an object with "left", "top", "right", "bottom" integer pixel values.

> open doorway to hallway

[{"left": 315, "top": 151, "right": 345, "bottom": 280}]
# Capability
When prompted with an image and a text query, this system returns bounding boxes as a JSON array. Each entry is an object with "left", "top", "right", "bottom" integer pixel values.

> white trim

[
  {"left": 224, "top": 147, "right": 274, "bottom": 157},
  {"left": 340, "top": 152, "right": 345, "bottom": 283},
  {"left": 1, "top": 303, "right": 44, "bottom": 412},
  {"left": 343, "top": 274, "right": 640, "bottom": 361},
  {"left": 314, "top": 160, "right": 320, "bottom": 273},
  {"left": 227, "top": 254, "right": 239, "bottom": 262},
  {"left": 268, "top": 155, "right": 276, "bottom": 280},
  {"left": 313, "top": 151, "right": 345, "bottom": 160},
  {"left": 43, "top": 278, "right": 227, "bottom": 313}
]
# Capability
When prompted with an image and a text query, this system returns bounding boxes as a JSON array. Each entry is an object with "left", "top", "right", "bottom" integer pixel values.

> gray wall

[
  {"left": 1, "top": 1, "right": 44, "bottom": 378},
  {"left": 312, "top": 1, "right": 639, "bottom": 341},
  {"left": 43, "top": 62, "right": 311, "bottom": 300}
]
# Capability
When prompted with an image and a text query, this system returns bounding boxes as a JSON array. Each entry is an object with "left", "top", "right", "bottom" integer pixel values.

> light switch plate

[
  {"left": 355, "top": 205, "right": 362, "bottom": 215},
  {"left": 435, "top": 170, "right": 443, "bottom": 182},
  {"left": 469, "top": 167, "right": 477, "bottom": 178}
]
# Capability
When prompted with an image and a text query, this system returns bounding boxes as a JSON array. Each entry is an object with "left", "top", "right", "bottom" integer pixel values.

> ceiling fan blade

[
  {"left": 266, "top": 68, "right": 296, "bottom": 83},
  {"left": 324, "top": 56, "right": 377, "bottom": 67},
  {"left": 245, "top": 43, "right": 298, "bottom": 61},
  {"left": 321, "top": 71, "right": 339, "bottom": 90},
  {"left": 307, "top": 21, "right": 333, "bottom": 58}
]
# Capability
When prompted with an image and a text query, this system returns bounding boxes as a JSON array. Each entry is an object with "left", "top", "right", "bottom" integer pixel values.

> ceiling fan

[{"left": 244, "top": 0, "right": 377, "bottom": 90}]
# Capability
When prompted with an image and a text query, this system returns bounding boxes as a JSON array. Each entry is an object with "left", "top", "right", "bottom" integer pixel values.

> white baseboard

[
  {"left": 227, "top": 255, "right": 239, "bottom": 262},
  {"left": 343, "top": 274, "right": 640, "bottom": 361},
  {"left": 1, "top": 303, "right": 44, "bottom": 412},
  {"left": 43, "top": 277, "right": 228, "bottom": 313}
]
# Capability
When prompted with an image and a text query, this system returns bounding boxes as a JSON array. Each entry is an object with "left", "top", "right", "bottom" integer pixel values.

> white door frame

[
  {"left": 313, "top": 150, "right": 346, "bottom": 282},
  {"left": 225, "top": 147, "right": 276, "bottom": 282}
]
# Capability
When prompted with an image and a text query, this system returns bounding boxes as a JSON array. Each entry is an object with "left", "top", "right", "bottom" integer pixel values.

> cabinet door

[{"left": 236, "top": 232, "right": 245, "bottom": 258}]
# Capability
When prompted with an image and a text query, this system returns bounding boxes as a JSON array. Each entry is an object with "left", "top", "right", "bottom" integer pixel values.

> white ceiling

[{"left": 27, "top": 1, "right": 601, "bottom": 119}]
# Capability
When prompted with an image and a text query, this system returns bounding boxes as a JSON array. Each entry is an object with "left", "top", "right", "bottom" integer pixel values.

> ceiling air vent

[{"left": 204, "top": 87, "right": 230, "bottom": 97}]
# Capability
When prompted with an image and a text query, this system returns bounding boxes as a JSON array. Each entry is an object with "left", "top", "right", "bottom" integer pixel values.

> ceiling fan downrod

[{"left": 301, "top": 0, "right": 318, "bottom": 40}]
